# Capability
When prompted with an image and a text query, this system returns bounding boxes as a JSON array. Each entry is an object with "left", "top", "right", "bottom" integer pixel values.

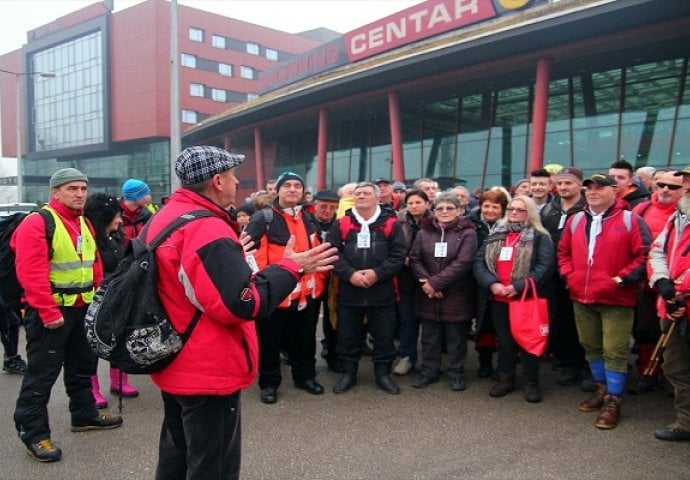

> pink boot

[
  {"left": 91, "top": 375, "right": 108, "bottom": 409},
  {"left": 110, "top": 367, "right": 139, "bottom": 398}
]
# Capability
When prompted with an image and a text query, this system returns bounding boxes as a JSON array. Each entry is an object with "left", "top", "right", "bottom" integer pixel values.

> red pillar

[
  {"left": 388, "top": 91, "right": 405, "bottom": 182},
  {"left": 529, "top": 56, "right": 550, "bottom": 173},
  {"left": 254, "top": 127, "right": 265, "bottom": 192},
  {"left": 317, "top": 108, "right": 328, "bottom": 191}
]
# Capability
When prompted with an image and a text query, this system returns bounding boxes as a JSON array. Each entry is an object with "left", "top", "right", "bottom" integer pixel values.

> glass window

[
  {"left": 240, "top": 66, "right": 254, "bottom": 79},
  {"left": 247, "top": 93, "right": 259, "bottom": 100},
  {"left": 218, "top": 63, "right": 233, "bottom": 77},
  {"left": 265, "top": 48, "right": 278, "bottom": 61},
  {"left": 190, "top": 83, "right": 204, "bottom": 97},
  {"left": 212, "top": 35, "right": 226, "bottom": 49},
  {"left": 211, "top": 89, "right": 226, "bottom": 102},
  {"left": 189, "top": 27, "right": 204, "bottom": 42},
  {"left": 246, "top": 43, "right": 259, "bottom": 55},
  {"left": 182, "top": 110, "right": 197, "bottom": 124},
  {"left": 180, "top": 53, "right": 196, "bottom": 68}
]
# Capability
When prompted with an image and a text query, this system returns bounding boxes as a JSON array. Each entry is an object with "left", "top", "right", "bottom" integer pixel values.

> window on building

[
  {"left": 190, "top": 83, "right": 204, "bottom": 97},
  {"left": 180, "top": 53, "right": 196, "bottom": 68},
  {"left": 265, "top": 48, "right": 278, "bottom": 61},
  {"left": 246, "top": 42, "right": 260, "bottom": 55},
  {"left": 212, "top": 34, "right": 226, "bottom": 49},
  {"left": 240, "top": 66, "right": 254, "bottom": 79},
  {"left": 189, "top": 27, "right": 204, "bottom": 42},
  {"left": 218, "top": 63, "right": 233, "bottom": 77},
  {"left": 247, "top": 93, "right": 259, "bottom": 101},
  {"left": 211, "top": 89, "right": 226, "bottom": 102},
  {"left": 181, "top": 110, "right": 198, "bottom": 124}
]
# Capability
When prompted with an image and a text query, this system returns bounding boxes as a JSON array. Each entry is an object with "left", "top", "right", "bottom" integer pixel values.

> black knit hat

[{"left": 84, "top": 193, "right": 122, "bottom": 237}]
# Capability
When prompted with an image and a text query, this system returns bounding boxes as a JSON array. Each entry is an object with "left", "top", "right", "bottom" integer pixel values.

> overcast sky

[{"left": 0, "top": 0, "right": 424, "bottom": 56}]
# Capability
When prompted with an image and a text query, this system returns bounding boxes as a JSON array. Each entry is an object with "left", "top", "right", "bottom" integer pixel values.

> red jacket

[
  {"left": 148, "top": 189, "right": 301, "bottom": 395},
  {"left": 11, "top": 198, "right": 103, "bottom": 324},
  {"left": 558, "top": 200, "right": 650, "bottom": 307},
  {"left": 632, "top": 193, "right": 677, "bottom": 241}
]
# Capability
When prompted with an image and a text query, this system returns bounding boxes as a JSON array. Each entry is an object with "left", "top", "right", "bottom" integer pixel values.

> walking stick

[{"left": 637, "top": 320, "right": 677, "bottom": 392}]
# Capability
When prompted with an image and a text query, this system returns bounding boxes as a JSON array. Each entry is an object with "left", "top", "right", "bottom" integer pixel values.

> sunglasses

[{"left": 657, "top": 182, "right": 683, "bottom": 191}]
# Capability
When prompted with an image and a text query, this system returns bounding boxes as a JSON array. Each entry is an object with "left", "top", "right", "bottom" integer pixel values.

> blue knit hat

[
  {"left": 276, "top": 171, "right": 305, "bottom": 191},
  {"left": 122, "top": 178, "right": 151, "bottom": 201}
]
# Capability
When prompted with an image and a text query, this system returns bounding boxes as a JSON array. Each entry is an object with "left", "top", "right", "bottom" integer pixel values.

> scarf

[
  {"left": 281, "top": 204, "right": 302, "bottom": 219},
  {"left": 484, "top": 223, "right": 535, "bottom": 280},
  {"left": 587, "top": 212, "right": 603, "bottom": 264},
  {"left": 351, "top": 205, "right": 382, "bottom": 235}
]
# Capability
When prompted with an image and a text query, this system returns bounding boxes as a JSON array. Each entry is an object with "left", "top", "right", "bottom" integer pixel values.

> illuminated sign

[{"left": 258, "top": 0, "right": 536, "bottom": 94}]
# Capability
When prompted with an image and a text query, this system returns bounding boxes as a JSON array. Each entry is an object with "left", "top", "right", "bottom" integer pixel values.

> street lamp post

[{"left": 0, "top": 68, "right": 55, "bottom": 202}]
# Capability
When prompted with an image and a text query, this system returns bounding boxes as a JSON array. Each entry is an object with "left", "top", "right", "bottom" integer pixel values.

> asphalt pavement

[{"left": 0, "top": 327, "right": 688, "bottom": 480}]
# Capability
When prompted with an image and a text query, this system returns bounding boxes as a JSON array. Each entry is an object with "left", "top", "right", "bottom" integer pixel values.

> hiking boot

[
  {"left": 25, "top": 438, "right": 62, "bottom": 462},
  {"left": 489, "top": 374, "right": 515, "bottom": 398},
  {"left": 524, "top": 381, "right": 542, "bottom": 403},
  {"left": 71, "top": 413, "right": 123, "bottom": 432},
  {"left": 579, "top": 383, "right": 606, "bottom": 412},
  {"left": 3, "top": 355, "right": 27, "bottom": 375},
  {"left": 393, "top": 356, "right": 413, "bottom": 376},
  {"left": 594, "top": 394, "right": 621, "bottom": 429}
]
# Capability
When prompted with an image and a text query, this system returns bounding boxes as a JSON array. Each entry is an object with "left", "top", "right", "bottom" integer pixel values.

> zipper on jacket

[{"left": 241, "top": 337, "right": 253, "bottom": 374}]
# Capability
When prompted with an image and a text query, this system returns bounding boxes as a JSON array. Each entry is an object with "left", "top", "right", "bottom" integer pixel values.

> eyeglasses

[
  {"left": 506, "top": 207, "right": 528, "bottom": 213},
  {"left": 657, "top": 182, "right": 683, "bottom": 191},
  {"left": 434, "top": 206, "right": 458, "bottom": 212}
]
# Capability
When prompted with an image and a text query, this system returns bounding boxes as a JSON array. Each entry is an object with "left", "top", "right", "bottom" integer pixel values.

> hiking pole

[{"left": 638, "top": 320, "right": 676, "bottom": 392}]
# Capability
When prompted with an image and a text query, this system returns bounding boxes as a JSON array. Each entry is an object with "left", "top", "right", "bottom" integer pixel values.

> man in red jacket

[
  {"left": 558, "top": 173, "right": 650, "bottom": 430},
  {"left": 149, "top": 146, "right": 337, "bottom": 480},
  {"left": 12, "top": 168, "right": 122, "bottom": 463}
]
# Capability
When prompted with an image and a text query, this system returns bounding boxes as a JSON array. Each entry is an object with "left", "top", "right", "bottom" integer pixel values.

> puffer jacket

[
  {"left": 397, "top": 209, "right": 431, "bottom": 292},
  {"left": 410, "top": 216, "right": 477, "bottom": 322},
  {"left": 148, "top": 189, "right": 301, "bottom": 396},
  {"left": 558, "top": 200, "right": 650, "bottom": 307},
  {"left": 330, "top": 207, "right": 407, "bottom": 307}
]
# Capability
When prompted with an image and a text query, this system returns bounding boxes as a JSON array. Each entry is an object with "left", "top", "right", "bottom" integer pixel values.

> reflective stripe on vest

[{"left": 45, "top": 207, "right": 96, "bottom": 306}]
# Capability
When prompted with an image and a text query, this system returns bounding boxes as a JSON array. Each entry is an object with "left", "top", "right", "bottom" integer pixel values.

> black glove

[
  {"left": 655, "top": 278, "right": 676, "bottom": 301},
  {"left": 666, "top": 299, "right": 682, "bottom": 315}
]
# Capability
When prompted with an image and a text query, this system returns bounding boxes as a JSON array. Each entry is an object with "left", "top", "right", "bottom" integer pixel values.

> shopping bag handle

[{"left": 520, "top": 277, "right": 537, "bottom": 302}]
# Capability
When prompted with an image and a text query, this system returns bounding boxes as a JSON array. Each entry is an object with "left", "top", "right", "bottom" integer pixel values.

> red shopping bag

[{"left": 508, "top": 277, "right": 549, "bottom": 356}]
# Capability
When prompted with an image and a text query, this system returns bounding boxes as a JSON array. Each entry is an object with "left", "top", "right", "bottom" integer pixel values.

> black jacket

[{"left": 329, "top": 208, "right": 407, "bottom": 307}]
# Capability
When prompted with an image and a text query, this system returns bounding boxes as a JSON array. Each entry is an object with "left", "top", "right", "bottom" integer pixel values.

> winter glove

[{"left": 655, "top": 278, "right": 676, "bottom": 301}]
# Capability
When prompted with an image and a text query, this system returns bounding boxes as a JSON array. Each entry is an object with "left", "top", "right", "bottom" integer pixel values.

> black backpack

[
  {"left": 84, "top": 210, "right": 216, "bottom": 374},
  {"left": 0, "top": 210, "right": 55, "bottom": 310}
]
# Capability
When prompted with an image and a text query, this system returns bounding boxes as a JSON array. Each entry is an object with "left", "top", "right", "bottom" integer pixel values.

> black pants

[
  {"left": 14, "top": 305, "right": 98, "bottom": 444},
  {"left": 336, "top": 304, "right": 397, "bottom": 372},
  {"left": 490, "top": 301, "right": 540, "bottom": 381},
  {"left": 420, "top": 320, "right": 468, "bottom": 379},
  {"left": 0, "top": 304, "right": 20, "bottom": 357},
  {"left": 156, "top": 391, "right": 241, "bottom": 480},
  {"left": 547, "top": 281, "right": 585, "bottom": 369},
  {"left": 257, "top": 300, "right": 318, "bottom": 389}
]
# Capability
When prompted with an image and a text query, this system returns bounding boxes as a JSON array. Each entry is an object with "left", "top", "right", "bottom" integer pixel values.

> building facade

[
  {"left": 0, "top": 0, "right": 324, "bottom": 202},
  {"left": 183, "top": 0, "right": 690, "bottom": 198}
]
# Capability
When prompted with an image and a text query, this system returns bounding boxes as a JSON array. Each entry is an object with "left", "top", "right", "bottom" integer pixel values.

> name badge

[
  {"left": 499, "top": 246, "right": 513, "bottom": 261},
  {"left": 357, "top": 232, "right": 371, "bottom": 249},
  {"left": 245, "top": 253, "right": 260, "bottom": 273},
  {"left": 76, "top": 235, "right": 83, "bottom": 254},
  {"left": 434, "top": 242, "right": 447, "bottom": 258},
  {"left": 558, "top": 213, "right": 567, "bottom": 230}
]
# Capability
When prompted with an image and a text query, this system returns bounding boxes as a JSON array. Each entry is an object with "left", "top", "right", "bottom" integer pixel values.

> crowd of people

[{"left": 2, "top": 150, "right": 690, "bottom": 478}]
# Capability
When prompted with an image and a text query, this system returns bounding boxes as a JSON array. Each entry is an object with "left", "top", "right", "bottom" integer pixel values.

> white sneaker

[{"left": 393, "top": 356, "right": 413, "bottom": 375}]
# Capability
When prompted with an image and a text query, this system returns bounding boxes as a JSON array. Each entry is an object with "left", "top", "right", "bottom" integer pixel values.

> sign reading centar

[{"left": 258, "top": 0, "right": 537, "bottom": 94}]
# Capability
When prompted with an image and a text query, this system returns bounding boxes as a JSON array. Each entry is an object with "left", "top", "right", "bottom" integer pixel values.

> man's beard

[{"left": 678, "top": 196, "right": 690, "bottom": 215}]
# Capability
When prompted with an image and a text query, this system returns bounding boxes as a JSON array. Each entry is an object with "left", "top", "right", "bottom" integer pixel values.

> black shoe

[
  {"left": 326, "top": 359, "right": 345, "bottom": 373},
  {"left": 294, "top": 378, "right": 324, "bottom": 395},
  {"left": 3, "top": 355, "right": 27, "bottom": 375},
  {"left": 71, "top": 413, "right": 123, "bottom": 432},
  {"left": 260, "top": 387, "right": 278, "bottom": 404},
  {"left": 25, "top": 439, "right": 62, "bottom": 462},
  {"left": 655, "top": 425, "right": 690, "bottom": 441},
  {"left": 450, "top": 377, "right": 468, "bottom": 391},
  {"left": 524, "top": 381, "right": 542, "bottom": 403},
  {"left": 333, "top": 373, "right": 357, "bottom": 394},
  {"left": 557, "top": 366, "right": 580, "bottom": 386},
  {"left": 375, "top": 375, "right": 400, "bottom": 395},
  {"left": 411, "top": 374, "right": 439, "bottom": 389}
]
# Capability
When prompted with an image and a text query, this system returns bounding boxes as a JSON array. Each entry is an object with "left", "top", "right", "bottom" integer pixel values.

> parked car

[{"left": 0, "top": 203, "right": 39, "bottom": 220}]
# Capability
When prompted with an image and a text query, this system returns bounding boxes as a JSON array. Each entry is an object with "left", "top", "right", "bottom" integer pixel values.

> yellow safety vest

[
  {"left": 145, "top": 203, "right": 159, "bottom": 214},
  {"left": 45, "top": 207, "right": 96, "bottom": 306}
]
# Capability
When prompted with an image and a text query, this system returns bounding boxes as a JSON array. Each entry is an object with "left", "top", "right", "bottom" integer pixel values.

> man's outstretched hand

[{"left": 284, "top": 235, "right": 338, "bottom": 274}]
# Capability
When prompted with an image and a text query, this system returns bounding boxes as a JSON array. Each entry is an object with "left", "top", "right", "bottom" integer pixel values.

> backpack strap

[
  {"left": 569, "top": 209, "right": 633, "bottom": 234},
  {"left": 134, "top": 210, "right": 217, "bottom": 256},
  {"left": 37, "top": 208, "right": 56, "bottom": 259}
]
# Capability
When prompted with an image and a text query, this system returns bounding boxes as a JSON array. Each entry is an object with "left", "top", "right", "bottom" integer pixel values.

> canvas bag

[{"left": 508, "top": 277, "right": 549, "bottom": 356}]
